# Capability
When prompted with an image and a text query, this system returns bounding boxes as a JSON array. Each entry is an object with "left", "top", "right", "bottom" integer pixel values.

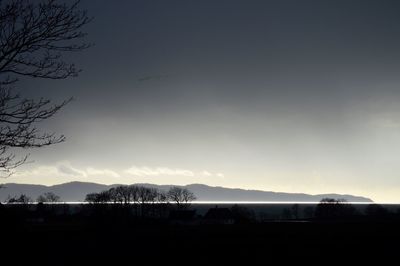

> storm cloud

[{"left": 8, "top": 0, "right": 400, "bottom": 202}]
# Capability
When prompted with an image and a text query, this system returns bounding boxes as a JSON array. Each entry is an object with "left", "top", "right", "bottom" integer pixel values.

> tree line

[
  {"left": 277, "top": 198, "right": 397, "bottom": 220},
  {"left": 6, "top": 192, "right": 60, "bottom": 204},
  {"left": 85, "top": 185, "right": 196, "bottom": 207}
]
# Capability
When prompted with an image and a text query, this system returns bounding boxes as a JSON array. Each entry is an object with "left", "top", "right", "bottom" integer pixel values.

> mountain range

[{"left": 0, "top": 182, "right": 373, "bottom": 202}]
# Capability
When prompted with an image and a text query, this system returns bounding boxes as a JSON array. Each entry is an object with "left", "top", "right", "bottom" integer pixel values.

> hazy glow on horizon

[{"left": 4, "top": 160, "right": 399, "bottom": 203}]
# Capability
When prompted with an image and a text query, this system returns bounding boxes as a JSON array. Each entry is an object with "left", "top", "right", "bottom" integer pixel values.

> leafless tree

[
  {"left": 153, "top": 189, "right": 169, "bottom": 218},
  {"left": 6, "top": 193, "right": 31, "bottom": 203},
  {"left": 98, "top": 190, "right": 111, "bottom": 203},
  {"left": 138, "top": 186, "right": 154, "bottom": 204},
  {"left": 84, "top": 192, "right": 99, "bottom": 204},
  {"left": 36, "top": 191, "right": 60, "bottom": 203},
  {"left": 128, "top": 185, "right": 140, "bottom": 204},
  {"left": 315, "top": 198, "right": 357, "bottom": 219},
  {"left": 114, "top": 186, "right": 131, "bottom": 204},
  {"left": 147, "top": 188, "right": 159, "bottom": 204},
  {"left": 84, "top": 185, "right": 178, "bottom": 217},
  {"left": 167, "top": 186, "right": 196, "bottom": 208},
  {"left": 85, "top": 190, "right": 110, "bottom": 204},
  {"left": 107, "top": 187, "right": 119, "bottom": 203},
  {"left": 181, "top": 188, "right": 196, "bottom": 204},
  {"left": 0, "top": 0, "right": 91, "bottom": 176},
  {"left": 156, "top": 190, "right": 168, "bottom": 204},
  {"left": 136, "top": 187, "right": 158, "bottom": 217}
]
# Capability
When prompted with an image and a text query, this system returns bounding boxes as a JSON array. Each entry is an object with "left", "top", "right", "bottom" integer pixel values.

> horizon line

[
  {"left": 6, "top": 201, "right": 400, "bottom": 205},
  {"left": 0, "top": 180, "right": 373, "bottom": 198}
]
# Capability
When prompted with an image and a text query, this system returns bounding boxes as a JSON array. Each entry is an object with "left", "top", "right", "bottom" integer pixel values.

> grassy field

[{"left": 1, "top": 204, "right": 399, "bottom": 265}]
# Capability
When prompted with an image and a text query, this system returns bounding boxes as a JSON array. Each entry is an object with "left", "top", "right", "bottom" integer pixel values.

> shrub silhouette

[
  {"left": 315, "top": 198, "right": 357, "bottom": 219},
  {"left": 6, "top": 194, "right": 32, "bottom": 204},
  {"left": 37, "top": 192, "right": 61, "bottom": 203}
]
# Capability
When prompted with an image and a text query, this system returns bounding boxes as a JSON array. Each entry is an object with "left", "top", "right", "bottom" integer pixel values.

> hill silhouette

[{"left": 0, "top": 182, "right": 373, "bottom": 202}]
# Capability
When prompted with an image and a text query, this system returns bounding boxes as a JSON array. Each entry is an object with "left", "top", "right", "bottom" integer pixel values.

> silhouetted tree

[
  {"left": 85, "top": 192, "right": 100, "bottom": 204},
  {"left": 128, "top": 185, "right": 141, "bottom": 216},
  {"left": 97, "top": 190, "right": 111, "bottom": 203},
  {"left": 107, "top": 187, "right": 119, "bottom": 203},
  {"left": 182, "top": 188, "right": 196, "bottom": 204},
  {"left": 146, "top": 188, "right": 159, "bottom": 204},
  {"left": 84, "top": 185, "right": 178, "bottom": 219},
  {"left": 36, "top": 195, "right": 46, "bottom": 203},
  {"left": 154, "top": 189, "right": 169, "bottom": 218},
  {"left": 315, "top": 198, "right": 357, "bottom": 219},
  {"left": 137, "top": 186, "right": 151, "bottom": 204},
  {"left": 36, "top": 192, "right": 60, "bottom": 203},
  {"left": 0, "top": 0, "right": 91, "bottom": 175},
  {"left": 85, "top": 191, "right": 110, "bottom": 204},
  {"left": 114, "top": 185, "right": 131, "bottom": 204},
  {"left": 156, "top": 190, "right": 168, "bottom": 204},
  {"left": 7, "top": 193, "right": 31, "bottom": 204},
  {"left": 167, "top": 186, "right": 196, "bottom": 208}
]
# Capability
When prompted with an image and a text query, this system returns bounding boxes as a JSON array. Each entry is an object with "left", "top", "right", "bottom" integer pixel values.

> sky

[{"left": 6, "top": 0, "right": 400, "bottom": 202}]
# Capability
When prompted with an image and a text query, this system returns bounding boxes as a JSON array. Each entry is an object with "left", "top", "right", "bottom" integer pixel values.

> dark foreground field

[
  {"left": 1, "top": 205, "right": 399, "bottom": 265},
  {"left": 3, "top": 221, "right": 399, "bottom": 265}
]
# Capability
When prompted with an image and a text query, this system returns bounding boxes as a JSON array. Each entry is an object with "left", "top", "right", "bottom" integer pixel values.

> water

[{"left": 4, "top": 202, "right": 400, "bottom": 220}]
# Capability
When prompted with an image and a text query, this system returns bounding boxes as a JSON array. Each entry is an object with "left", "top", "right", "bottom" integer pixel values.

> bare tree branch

[{"left": 0, "top": 0, "right": 91, "bottom": 176}]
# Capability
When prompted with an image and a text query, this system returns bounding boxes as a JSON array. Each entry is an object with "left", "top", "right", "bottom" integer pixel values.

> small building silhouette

[{"left": 203, "top": 206, "right": 235, "bottom": 224}]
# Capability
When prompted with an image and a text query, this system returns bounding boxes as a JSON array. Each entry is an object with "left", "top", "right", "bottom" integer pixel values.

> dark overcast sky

[{"left": 12, "top": 0, "right": 400, "bottom": 202}]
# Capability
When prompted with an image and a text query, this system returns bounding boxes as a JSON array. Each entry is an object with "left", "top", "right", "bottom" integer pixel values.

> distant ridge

[{"left": 0, "top": 181, "right": 373, "bottom": 202}]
